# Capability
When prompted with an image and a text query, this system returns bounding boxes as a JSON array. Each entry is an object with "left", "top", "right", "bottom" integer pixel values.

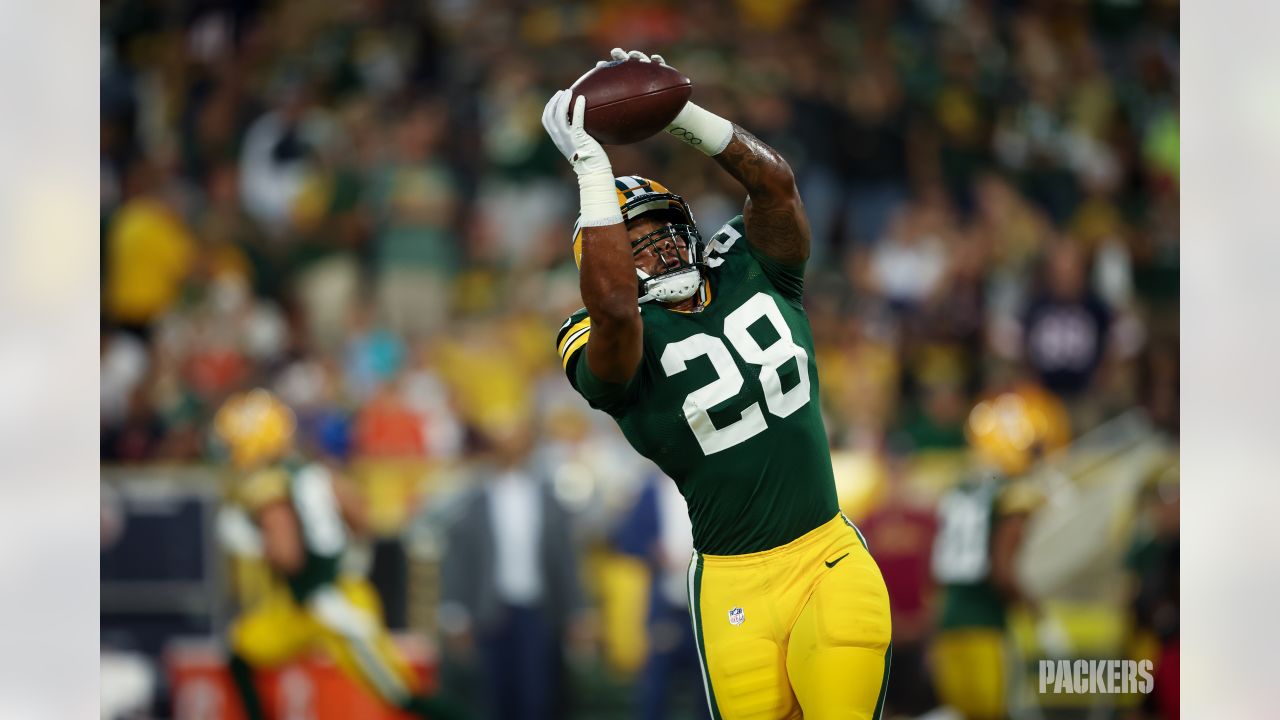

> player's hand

[
  {"left": 599, "top": 48, "right": 703, "bottom": 143},
  {"left": 541, "top": 88, "right": 610, "bottom": 177},
  {"left": 597, "top": 47, "right": 669, "bottom": 67}
]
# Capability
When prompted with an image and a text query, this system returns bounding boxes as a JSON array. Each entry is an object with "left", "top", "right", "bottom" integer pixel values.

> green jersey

[
  {"left": 932, "top": 474, "right": 1041, "bottom": 629},
  {"left": 556, "top": 216, "right": 838, "bottom": 555},
  {"left": 241, "top": 459, "right": 347, "bottom": 601}
]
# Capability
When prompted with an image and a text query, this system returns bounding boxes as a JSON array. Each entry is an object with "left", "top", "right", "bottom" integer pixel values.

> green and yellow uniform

[
  {"left": 930, "top": 475, "right": 1040, "bottom": 720},
  {"left": 558, "top": 216, "right": 891, "bottom": 719},
  {"left": 227, "top": 461, "right": 428, "bottom": 719}
]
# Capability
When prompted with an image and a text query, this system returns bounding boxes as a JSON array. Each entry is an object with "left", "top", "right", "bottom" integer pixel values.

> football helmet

[
  {"left": 214, "top": 389, "right": 297, "bottom": 469},
  {"left": 966, "top": 383, "right": 1070, "bottom": 476},
  {"left": 571, "top": 176, "right": 705, "bottom": 305}
]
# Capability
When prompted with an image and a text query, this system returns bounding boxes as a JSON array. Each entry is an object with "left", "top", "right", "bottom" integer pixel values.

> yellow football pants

[
  {"left": 688, "top": 513, "right": 892, "bottom": 720},
  {"left": 229, "top": 576, "right": 421, "bottom": 705},
  {"left": 931, "top": 628, "right": 1006, "bottom": 720}
]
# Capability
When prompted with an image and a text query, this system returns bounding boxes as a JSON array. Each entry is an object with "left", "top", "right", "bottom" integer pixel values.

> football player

[
  {"left": 543, "top": 49, "right": 892, "bottom": 719},
  {"left": 213, "top": 389, "right": 465, "bottom": 720},
  {"left": 929, "top": 385, "right": 1069, "bottom": 720}
]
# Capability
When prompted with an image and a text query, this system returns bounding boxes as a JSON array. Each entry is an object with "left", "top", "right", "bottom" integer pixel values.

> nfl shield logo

[{"left": 728, "top": 607, "right": 745, "bottom": 626}]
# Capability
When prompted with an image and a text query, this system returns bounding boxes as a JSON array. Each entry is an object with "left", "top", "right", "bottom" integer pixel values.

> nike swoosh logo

[{"left": 824, "top": 553, "right": 849, "bottom": 569}]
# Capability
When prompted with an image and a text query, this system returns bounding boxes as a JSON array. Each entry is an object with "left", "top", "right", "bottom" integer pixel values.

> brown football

[{"left": 569, "top": 59, "right": 692, "bottom": 145}]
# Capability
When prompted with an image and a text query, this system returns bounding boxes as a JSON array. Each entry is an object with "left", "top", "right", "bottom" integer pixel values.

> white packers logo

[
  {"left": 728, "top": 607, "right": 745, "bottom": 626},
  {"left": 1039, "top": 659, "right": 1154, "bottom": 694}
]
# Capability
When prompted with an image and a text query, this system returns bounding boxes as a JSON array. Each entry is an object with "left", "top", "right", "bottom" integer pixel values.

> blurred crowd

[{"left": 100, "top": 0, "right": 1179, "bottom": 468}]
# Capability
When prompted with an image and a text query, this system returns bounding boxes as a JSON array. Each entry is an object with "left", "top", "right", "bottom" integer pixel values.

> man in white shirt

[{"left": 438, "top": 421, "right": 587, "bottom": 720}]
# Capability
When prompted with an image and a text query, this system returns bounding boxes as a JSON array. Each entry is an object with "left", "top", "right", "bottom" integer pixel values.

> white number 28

[{"left": 659, "top": 292, "right": 811, "bottom": 455}]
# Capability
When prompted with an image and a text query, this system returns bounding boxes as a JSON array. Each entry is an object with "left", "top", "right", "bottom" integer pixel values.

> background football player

[
  {"left": 543, "top": 49, "right": 891, "bottom": 719},
  {"left": 214, "top": 389, "right": 465, "bottom": 720},
  {"left": 929, "top": 384, "right": 1069, "bottom": 720}
]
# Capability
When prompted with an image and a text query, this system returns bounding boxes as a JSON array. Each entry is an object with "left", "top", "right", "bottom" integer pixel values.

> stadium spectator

[
  {"left": 1020, "top": 238, "right": 1114, "bottom": 402},
  {"left": 438, "top": 420, "right": 589, "bottom": 720},
  {"left": 103, "top": 161, "right": 197, "bottom": 334},
  {"left": 866, "top": 194, "right": 954, "bottom": 314},
  {"left": 1127, "top": 468, "right": 1180, "bottom": 720},
  {"left": 100, "top": 331, "right": 150, "bottom": 429},
  {"left": 612, "top": 474, "right": 710, "bottom": 720},
  {"left": 370, "top": 99, "right": 461, "bottom": 343},
  {"left": 858, "top": 442, "right": 939, "bottom": 718},
  {"left": 839, "top": 58, "right": 911, "bottom": 248},
  {"left": 237, "top": 79, "right": 330, "bottom": 237},
  {"left": 352, "top": 382, "right": 426, "bottom": 459},
  {"left": 343, "top": 304, "right": 407, "bottom": 402}
]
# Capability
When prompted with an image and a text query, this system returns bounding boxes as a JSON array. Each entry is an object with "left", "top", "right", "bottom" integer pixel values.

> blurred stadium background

[{"left": 99, "top": 0, "right": 1179, "bottom": 718}]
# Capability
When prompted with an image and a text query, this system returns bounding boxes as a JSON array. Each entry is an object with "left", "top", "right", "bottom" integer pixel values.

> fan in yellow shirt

[{"left": 104, "top": 196, "right": 196, "bottom": 327}]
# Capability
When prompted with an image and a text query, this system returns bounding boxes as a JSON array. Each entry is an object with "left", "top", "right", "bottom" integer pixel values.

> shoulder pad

[{"left": 240, "top": 467, "right": 290, "bottom": 512}]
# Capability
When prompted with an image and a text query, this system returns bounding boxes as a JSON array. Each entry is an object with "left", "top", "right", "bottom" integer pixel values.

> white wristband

[
  {"left": 665, "top": 102, "right": 734, "bottom": 156},
  {"left": 577, "top": 168, "right": 622, "bottom": 227}
]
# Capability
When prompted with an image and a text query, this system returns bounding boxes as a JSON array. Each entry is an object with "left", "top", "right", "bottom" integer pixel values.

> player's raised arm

[
  {"left": 542, "top": 89, "right": 642, "bottom": 384},
  {"left": 608, "top": 49, "right": 811, "bottom": 265},
  {"left": 709, "top": 127, "right": 810, "bottom": 265}
]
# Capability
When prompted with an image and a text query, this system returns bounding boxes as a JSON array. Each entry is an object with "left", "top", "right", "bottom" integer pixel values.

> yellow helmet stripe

[{"left": 573, "top": 176, "right": 685, "bottom": 270}]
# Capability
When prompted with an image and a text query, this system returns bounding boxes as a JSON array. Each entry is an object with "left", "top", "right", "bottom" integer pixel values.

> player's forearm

[
  {"left": 542, "top": 85, "right": 633, "bottom": 321},
  {"left": 579, "top": 224, "right": 644, "bottom": 383},
  {"left": 579, "top": 224, "right": 640, "bottom": 322},
  {"left": 259, "top": 505, "right": 305, "bottom": 574},
  {"left": 717, "top": 130, "right": 811, "bottom": 262},
  {"left": 991, "top": 515, "right": 1027, "bottom": 603},
  {"left": 668, "top": 103, "right": 809, "bottom": 263},
  {"left": 666, "top": 102, "right": 796, "bottom": 200},
  {"left": 568, "top": 119, "right": 632, "bottom": 323}
]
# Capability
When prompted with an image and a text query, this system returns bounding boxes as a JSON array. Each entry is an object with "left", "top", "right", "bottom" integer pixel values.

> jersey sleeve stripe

[
  {"left": 557, "top": 318, "right": 591, "bottom": 356},
  {"left": 559, "top": 326, "right": 590, "bottom": 358},
  {"left": 560, "top": 329, "right": 591, "bottom": 371}
]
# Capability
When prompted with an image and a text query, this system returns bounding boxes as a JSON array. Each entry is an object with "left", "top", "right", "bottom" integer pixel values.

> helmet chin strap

[{"left": 637, "top": 267, "right": 702, "bottom": 305}]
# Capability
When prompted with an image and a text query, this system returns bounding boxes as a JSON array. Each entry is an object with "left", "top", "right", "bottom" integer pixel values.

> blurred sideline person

[
  {"left": 1126, "top": 467, "right": 1179, "bottom": 720},
  {"left": 101, "top": 484, "right": 158, "bottom": 720},
  {"left": 213, "top": 389, "right": 465, "bottom": 720},
  {"left": 612, "top": 474, "right": 711, "bottom": 720},
  {"left": 544, "top": 48, "right": 891, "bottom": 719},
  {"left": 857, "top": 440, "right": 939, "bottom": 718},
  {"left": 929, "top": 385, "right": 1068, "bottom": 720},
  {"left": 438, "top": 418, "right": 589, "bottom": 720}
]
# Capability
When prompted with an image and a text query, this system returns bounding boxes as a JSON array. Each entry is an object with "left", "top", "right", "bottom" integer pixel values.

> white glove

[
  {"left": 598, "top": 47, "right": 667, "bottom": 67},
  {"left": 541, "top": 89, "right": 611, "bottom": 177},
  {"left": 541, "top": 89, "right": 621, "bottom": 227}
]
